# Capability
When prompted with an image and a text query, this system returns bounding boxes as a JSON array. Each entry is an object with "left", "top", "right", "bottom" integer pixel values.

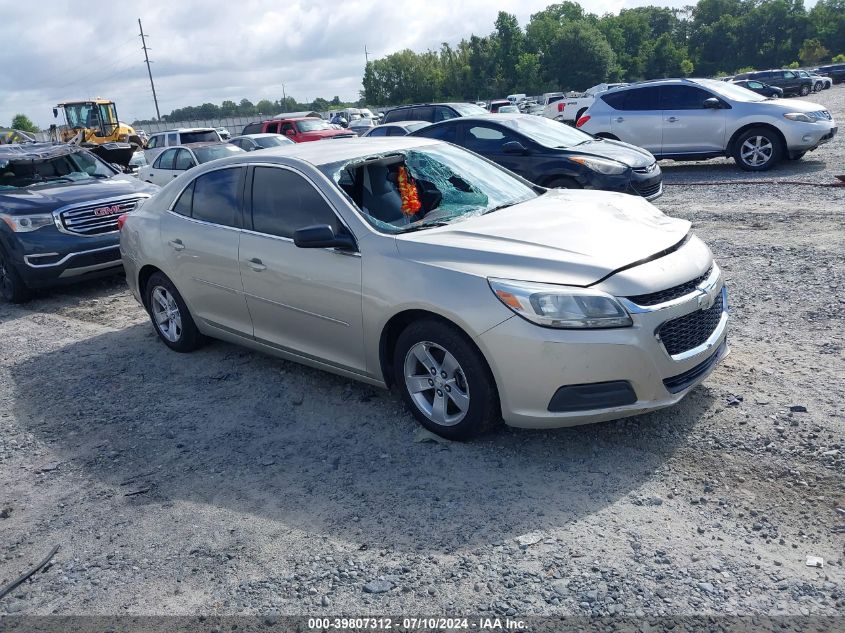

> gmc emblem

[{"left": 93, "top": 205, "right": 122, "bottom": 217}]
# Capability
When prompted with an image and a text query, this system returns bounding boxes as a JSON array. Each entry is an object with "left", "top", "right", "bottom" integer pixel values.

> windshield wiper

[
  {"left": 27, "top": 177, "right": 75, "bottom": 187},
  {"left": 399, "top": 221, "right": 452, "bottom": 234},
  {"left": 483, "top": 202, "right": 515, "bottom": 215}
]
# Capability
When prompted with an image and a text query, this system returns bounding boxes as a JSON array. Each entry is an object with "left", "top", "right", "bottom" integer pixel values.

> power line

[{"left": 139, "top": 18, "right": 161, "bottom": 121}]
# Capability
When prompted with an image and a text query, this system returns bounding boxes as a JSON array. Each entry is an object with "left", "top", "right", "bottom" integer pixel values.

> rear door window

[
  {"left": 600, "top": 91, "right": 627, "bottom": 110},
  {"left": 167, "top": 133, "right": 178, "bottom": 146},
  {"left": 411, "top": 106, "right": 434, "bottom": 122},
  {"left": 180, "top": 130, "right": 219, "bottom": 143},
  {"left": 250, "top": 167, "right": 340, "bottom": 239},
  {"left": 190, "top": 167, "right": 244, "bottom": 227}
]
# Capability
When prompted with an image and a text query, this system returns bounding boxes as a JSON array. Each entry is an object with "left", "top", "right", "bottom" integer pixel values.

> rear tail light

[
  {"left": 558, "top": 103, "right": 565, "bottom": 112},
  {"left": 117, "top": 213, "right": 128, "bottom": 231},
  {"left": 576, "top": 115, "right": 591, "bottom": 128}
]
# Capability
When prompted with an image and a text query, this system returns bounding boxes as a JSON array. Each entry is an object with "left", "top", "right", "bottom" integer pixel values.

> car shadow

[
  {"left": 659, "top": 156, "right": 832, "bottom": 182},
  {"left": 9, "top": 321, "right": 715, "bottom": 552}
]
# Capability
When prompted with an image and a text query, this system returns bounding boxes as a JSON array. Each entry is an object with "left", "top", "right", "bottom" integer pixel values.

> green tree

[
  {"left": 799, "top": 38, "right": 829, "bottom": 65},
  {"left": 255, "top": 99, "right": 275, "bottom": 115},
  {"left": 515, "top": 52, "right": 544, "bottom": 94},
  {"left": 238, "top": 99, "right": 256, "bottom": 116},
  {"left": 545, "top": 21, "right": 618, "bottom": 90},
  {"left": 11, "top": 114, "right": 39, "bottom": 133},
  {"left": 833, "top": 53, "right": 845, "bottom": 62},
  {"left": 220, "top": 100, "right": 238, "bottom": 116},
  {"left": 493, "top": 12, "right": 524, "bottom": 92},
  {"left": 809, "top": 0, "right": 845, "bottom": 57}
]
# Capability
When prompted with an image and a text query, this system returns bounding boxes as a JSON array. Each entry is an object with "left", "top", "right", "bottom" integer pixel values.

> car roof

[
  {"left": 164, "top": 142, "right": 230, "bottom": 150},
  {"left": 152, "top": 128, "right": 218, "bottom": 135},
  {"left": 215, "top": 137, "right": 441, "bottom": 168},
  {"left": 231, "top": 133, "right": 284, "bottom": 139},
  {"left": 0, "top": 142, "right": 88, "bottom": 160}
]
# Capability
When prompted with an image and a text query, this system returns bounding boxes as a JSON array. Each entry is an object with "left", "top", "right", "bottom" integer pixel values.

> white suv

[
  {"left": 144, "top": 128, "right": 222, "bottom": 163},
  {"left": 577, "top": 78, "right": 837, "bottom": 171}
]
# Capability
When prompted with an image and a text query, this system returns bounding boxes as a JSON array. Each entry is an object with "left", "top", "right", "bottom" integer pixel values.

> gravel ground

[{"left": 1, "top": 86, "right": 843, "bottom": 619}]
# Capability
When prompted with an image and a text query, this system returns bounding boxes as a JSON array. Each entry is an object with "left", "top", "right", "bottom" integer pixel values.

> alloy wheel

[
  {"left": 404, "top": 341, "right": 470, "bottom": 427},
  {"left": 151, "top": 286, "right": 183, "bottom": 343},
  {"left": 740, "top": 136, "right": 773, "bottom": 167}
]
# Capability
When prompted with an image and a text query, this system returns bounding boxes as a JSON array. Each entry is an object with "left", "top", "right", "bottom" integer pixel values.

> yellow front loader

[{"left": 50, "top": 99, "right": 142, "bottom": 167}]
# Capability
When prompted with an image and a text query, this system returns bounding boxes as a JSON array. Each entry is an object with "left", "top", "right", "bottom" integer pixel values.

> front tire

[
  {"left": 145, "top": 272, "right": 204, "bottom": 352},
  {"left": 732, "top": 127, "right": 783, "bottom": 171},
  {"left": 0, "top": 248, "right": 31, "bottom": 304},
  {"left": 393, "top": 319, "right": 500, "bottom": 440},
  {"left": 799, "top": 84, "right": 810, "bottom": 97},
  {"left": 546, "top": 176, "right": 582, "bottom": 189}
]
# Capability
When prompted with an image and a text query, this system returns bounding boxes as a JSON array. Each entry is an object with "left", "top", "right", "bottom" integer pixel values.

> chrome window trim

[
  {"left": 618, "top": 263, "right": 721, "bottom": 314},
  {"left": 24, "top": 244, "right": 120, "bottom": 268},
  {"left": 51, "top": 193, "right": 152, "bottom": 237}
]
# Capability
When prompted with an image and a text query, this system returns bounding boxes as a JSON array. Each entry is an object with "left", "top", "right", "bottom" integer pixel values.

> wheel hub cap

[
  {"left": 741, "top": 136, "right": 773, "bottom": 166},
  {"left": 404, "top": 341, "right": 470, "bottom": 427},
  {"left": 151, "top": 286, "right": 182, "bottom": 343}
]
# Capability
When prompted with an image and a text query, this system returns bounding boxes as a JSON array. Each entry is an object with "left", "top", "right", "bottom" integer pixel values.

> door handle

[
  {"left": 247, "top": 258, "right": 266, "bottom": 271},
  {"left": 667, "top": 116, "right": 678, "bottom": 123},
  {"left": 168, "top": 239, "right": 185, "bottom": 251},
  {"left": 615, "top": 117, "right": 624, "bottom": 123}
]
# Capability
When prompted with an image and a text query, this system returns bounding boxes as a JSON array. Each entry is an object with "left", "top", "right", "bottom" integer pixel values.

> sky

[{"left": 0, "top": 0, "right": 815, "bottom": 128}]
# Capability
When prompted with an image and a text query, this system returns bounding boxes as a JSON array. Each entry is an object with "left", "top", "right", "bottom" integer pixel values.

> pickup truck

[
  {"left": 240, "top": 117, "right": 355, "bottom": 142},
  {"left": 546, "top": 83, "right": 628, "bottom": 125}
]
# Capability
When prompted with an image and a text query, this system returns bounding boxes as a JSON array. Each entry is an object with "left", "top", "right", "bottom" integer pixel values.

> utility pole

[
  {"left": 364, "top": 45, "right": 369, "bottom": 66},
  {"left": 282, "top": 84, "right": 286, "bottom": 105},
  {"left": 138, "top": 19, "right": 161, "bottom": 121}
]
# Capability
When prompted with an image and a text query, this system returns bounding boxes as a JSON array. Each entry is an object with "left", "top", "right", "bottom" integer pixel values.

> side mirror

[
  {"left": 293, "top": 224, "right": 356, "bottom": 251},
  {"left": 502, "top": 140, "right": 528, "bottom": 154},
  {"left": 703, "top": 97, "right": 721, "bottom": 109}
]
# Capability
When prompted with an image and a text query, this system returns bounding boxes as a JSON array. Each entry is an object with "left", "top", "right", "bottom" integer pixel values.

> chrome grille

[
  {"left": 658, "top": 291, "right": 724, "bottom": 356},
  {"left": 57, "top": 198, "right": 143, "bottom": 236},
  {"left": 626, "top": 266, "right": 713, "bottom": 306}
]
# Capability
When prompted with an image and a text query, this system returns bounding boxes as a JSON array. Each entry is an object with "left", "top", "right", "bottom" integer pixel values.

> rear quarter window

[{"left": 600, "top": 91, "right": 627, "bottom": 110}]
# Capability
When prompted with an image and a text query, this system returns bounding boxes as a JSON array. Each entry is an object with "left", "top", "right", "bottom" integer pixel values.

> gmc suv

[
  {"left": 732, "top": 69, "right": 813, "bottom": 97},
  {"left": 382, "top": 103, "right": 487, "bottom": 124},
  {"left": 578, "top": 78, "right": 836, "bottom": 171},
  {"left": 0, "top": 143, "right": 157, "bottom": 302}
]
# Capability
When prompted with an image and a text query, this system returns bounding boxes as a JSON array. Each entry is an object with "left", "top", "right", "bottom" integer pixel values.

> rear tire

[
  {"left": 393, "top": 319, "right": 500, "bottom": 440},
  {"left": 732, "top": 127, "right": 783, "bottom": 171},
  {"left": 145, "top": 272, "right": 205, "bottom": 352},
  {"left": 814, "top": 81, "right": 823, "bottom": 92},
  {"left": 0, "top": 247, "right": 31, "bottom": 304}
]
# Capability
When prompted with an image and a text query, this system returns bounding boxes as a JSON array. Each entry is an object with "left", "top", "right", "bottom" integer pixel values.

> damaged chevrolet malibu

[{"left": 120, "top": 137, "right": 728, "bottom": 439}]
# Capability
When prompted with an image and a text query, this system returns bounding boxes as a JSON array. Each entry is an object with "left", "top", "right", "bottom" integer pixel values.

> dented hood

[{"left": 395, "top": 189, "right": 691, "bottom": 286}]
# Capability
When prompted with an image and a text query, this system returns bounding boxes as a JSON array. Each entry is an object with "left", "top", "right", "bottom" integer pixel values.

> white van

[{"left": 506, "top": 93, "right": 527, "bottom": 104}]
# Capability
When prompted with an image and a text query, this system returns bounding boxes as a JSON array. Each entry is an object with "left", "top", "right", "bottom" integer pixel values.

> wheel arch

[
  {"left": 727, "top": 123, "right": 786, "bottom": 156},
  {"left": 137, "top": 264, "right": 164, "bottom": 310},
  {"left": 378, "top": 308, "right": 496, "bottom": 391}
]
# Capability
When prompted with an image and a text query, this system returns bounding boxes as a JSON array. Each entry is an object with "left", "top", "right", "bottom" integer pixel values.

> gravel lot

[{"left": 1, "top": 86, "right": 843, "bottom": 619}]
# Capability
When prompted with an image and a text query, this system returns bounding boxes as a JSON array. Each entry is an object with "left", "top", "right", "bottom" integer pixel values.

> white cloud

[{"left": 2, "top": 0, "right": 703, "bottom": 127}]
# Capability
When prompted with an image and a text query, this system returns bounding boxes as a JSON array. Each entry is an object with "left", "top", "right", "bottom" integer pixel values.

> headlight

[
  {"left": 568, "top": 155, "right": 628, "bottom": 175},
  {"left": 489, "top": 278, "right": 633, "bottom": 329},
  {"left": 783, "top": 112, "right": 815, "bottom": 123},
  {"left": 0, "top": 213, "right": 55, "bottom": 233}
]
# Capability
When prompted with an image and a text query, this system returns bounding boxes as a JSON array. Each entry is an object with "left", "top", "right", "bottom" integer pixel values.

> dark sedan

[
  {"left": 410, "top": 114, "right": 662, "bottom": 199},
  {"left": 731, "top": 79, "right": 783, "bottom": 98}
]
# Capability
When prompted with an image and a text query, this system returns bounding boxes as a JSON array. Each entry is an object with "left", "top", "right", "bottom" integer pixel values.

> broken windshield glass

[{"left": 319, "top": 144, "right": 538, "bottom": 234}]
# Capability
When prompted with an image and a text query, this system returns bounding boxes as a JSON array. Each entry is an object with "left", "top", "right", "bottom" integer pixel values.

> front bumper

[
  {"left": 477, "top": 268, "right": 728, "bottom": 429},
  {"left": 2, "top": 228, "right": 123, "bottom": 289},
  {"left": 781, "top": 120, "right": 837, "bottom": 151},
  {"left": 575, "top": 164, "right": 663, "bottom": 201}
]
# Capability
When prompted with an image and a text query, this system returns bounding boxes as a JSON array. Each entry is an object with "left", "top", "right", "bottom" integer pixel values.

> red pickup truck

[{"left": 241, "top": 117, "right": 355, "bottom": 142}]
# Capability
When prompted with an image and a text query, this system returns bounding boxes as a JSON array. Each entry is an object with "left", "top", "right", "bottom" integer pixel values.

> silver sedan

[{"left": 120, "top": 137, "right": 728, "bottom": 439}]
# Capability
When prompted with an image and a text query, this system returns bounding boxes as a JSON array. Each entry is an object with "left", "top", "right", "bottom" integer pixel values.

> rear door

[
  {"left": 659, "top": 85, "right": 727, "bottom": 154},
  {"left": 608, "top": 86, "right": 662, "bottom": 153},
  {"left": 239, "top": 165, "right": 365, "bottom": 372},
  {"left": 158, "top": 166, "right": 253, "bottom": 336}
]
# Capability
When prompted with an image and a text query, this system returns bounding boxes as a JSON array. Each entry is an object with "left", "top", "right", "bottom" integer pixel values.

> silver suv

[{"left": 577, "top": 78, "right": 837, "bottom": 171}]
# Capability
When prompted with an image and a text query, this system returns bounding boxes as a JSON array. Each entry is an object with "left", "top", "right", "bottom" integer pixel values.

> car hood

[
  {"left": 0, "top": 176, "right": 158, "bottom": 215},
  {"left": 749, "top": 98, "right": 828, "bottom": 114},
  {"left": 563, "top": 137, "right": 655, "bottom": 167},
  {"left": 302, "top": 129, "right": 357, "bottom": 140},
  {"left": 396, "top": 189, "right": 690, "bottom": 286}
]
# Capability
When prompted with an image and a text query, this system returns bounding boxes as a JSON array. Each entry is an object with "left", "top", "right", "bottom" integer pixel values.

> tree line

[
  {"left": 133, "top": 96, "right": 362, "bottom": 126},
  {"left": 362, "top": 0, "right": 845, "bottom": 104}
]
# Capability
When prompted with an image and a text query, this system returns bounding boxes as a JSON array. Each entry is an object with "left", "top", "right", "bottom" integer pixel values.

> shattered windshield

[
  {"left": 319, "top": 143, "right": 538, "bottom": 234},
  {"left": 0, "top": 149, "right": 115, "bottom": 190}
]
